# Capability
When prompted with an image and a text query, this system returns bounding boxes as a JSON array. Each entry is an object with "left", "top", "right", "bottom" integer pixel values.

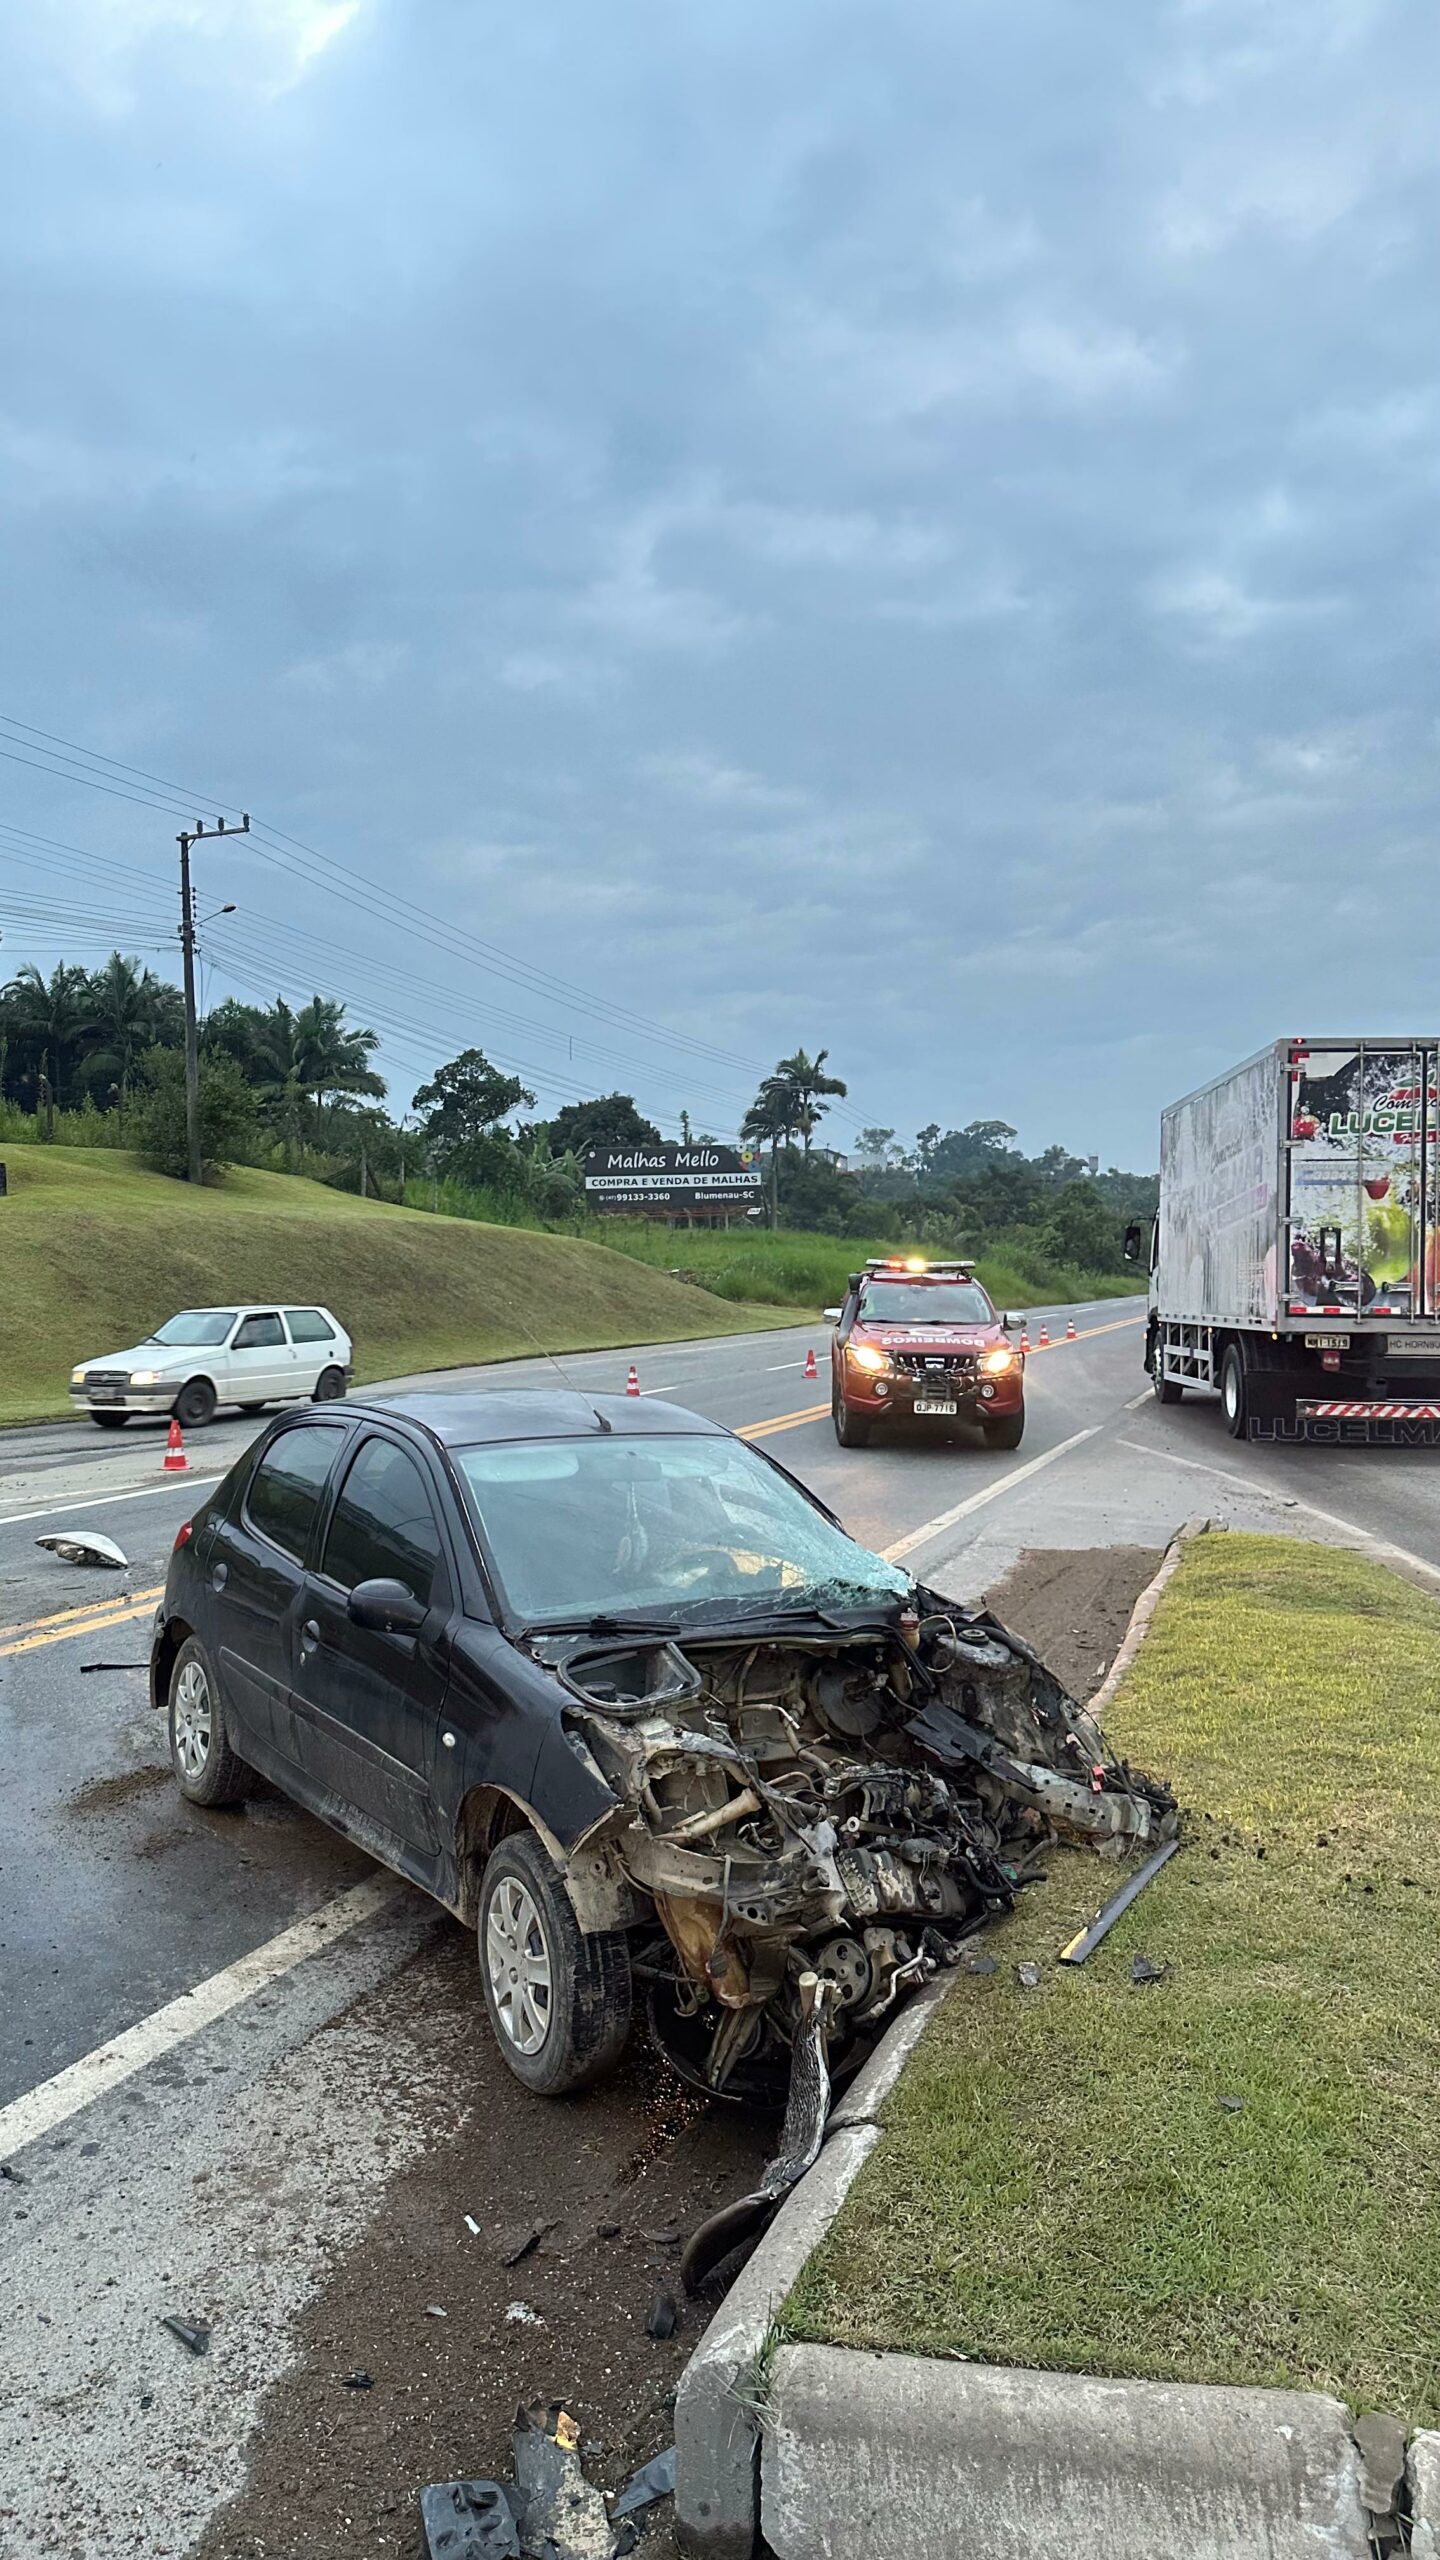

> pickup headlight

[
  {"left": 846, "top": 1342, "right": 890, "bottom": 1373},
  {"left": 130, "top": 1369, "right": 162, "bottom": 1387},
  {"left": 982, "top": 1346, "right": 1018, "bottom": 1375}
]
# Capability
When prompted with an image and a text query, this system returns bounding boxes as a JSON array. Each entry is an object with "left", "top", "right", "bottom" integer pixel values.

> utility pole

[{"left": 178, "top": 815, "right": 248, "bottom": 1183}]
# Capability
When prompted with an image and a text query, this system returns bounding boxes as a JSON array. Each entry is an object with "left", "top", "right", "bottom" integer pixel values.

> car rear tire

[
  {"left": 983, "top": 1410, "right": 1025, "bottom": 1450},
  {"left": 1220, "top": 1342, "right": 1248, "bottom": 1439},
  {"left": 173, "top": 1377, "right": 217, "bottom": 1430},
  {"left": 478, "top": 1830, "right": 632, "bottom": 2096},
  {"left": 90, "top": 1412, "right": 127, "bottom": 1430},
  {"left": 832, "top": 1390, "right": 872, "bottom": 1448},
  {"left": 168, "top": 1636, "right": 252, "bottom": 1808},
  {"left": 312, "top": 1366, "right": 346, "bottom": 1403}
]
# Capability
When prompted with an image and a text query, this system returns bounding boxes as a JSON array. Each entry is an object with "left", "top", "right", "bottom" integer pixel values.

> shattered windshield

[{"left": 454, "top": 1433, "right": 911, "bottom": 1627}]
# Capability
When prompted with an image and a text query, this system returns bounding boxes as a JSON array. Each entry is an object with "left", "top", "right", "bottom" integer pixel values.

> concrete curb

[
  {"left": 1411, "top": 2432, "right": 1440, "bottom": 2559},
  {"left": 761, "top": 2349, "right": 1371, "bottom": 2560}
]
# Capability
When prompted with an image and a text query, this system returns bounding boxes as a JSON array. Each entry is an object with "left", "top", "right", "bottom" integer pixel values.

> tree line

[{"left": 0, "top": 952, "right": 1153, "bottom": 1267}]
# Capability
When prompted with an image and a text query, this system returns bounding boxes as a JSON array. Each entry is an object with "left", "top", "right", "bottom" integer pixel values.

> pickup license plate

[
  {"left": 914, "top": 1398, "right": 958, "bottom": 1416},
  {"left": 1305, "top": 1334, "right": 1350, "bottom": 1349}
]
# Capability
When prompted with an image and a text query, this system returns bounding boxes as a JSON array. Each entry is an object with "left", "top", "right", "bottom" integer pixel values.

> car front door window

[
  {"left": 320, "top": 1438, "right": 443, "bottom": 1605},
  {"left": 229, "top": 1312, "right": 293, "bottom": 1402}
]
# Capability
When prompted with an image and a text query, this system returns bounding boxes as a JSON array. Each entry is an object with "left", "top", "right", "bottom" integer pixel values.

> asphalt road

[{"left": 4, "top": 1297, "right": 1440, "bottom": 2557}]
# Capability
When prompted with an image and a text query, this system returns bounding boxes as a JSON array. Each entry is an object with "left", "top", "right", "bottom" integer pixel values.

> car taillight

[{"left": 173, "top": 1521, "right": 193, "bottom": 1553}]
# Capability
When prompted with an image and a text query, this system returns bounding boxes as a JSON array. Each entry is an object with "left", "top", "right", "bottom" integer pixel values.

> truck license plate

[
  {"left": 1305, "top": 1334, "right": 1350, "bottom": 1349},
  {"left": 914, "top": 1398, "right": 958, "bottom": 1415}
]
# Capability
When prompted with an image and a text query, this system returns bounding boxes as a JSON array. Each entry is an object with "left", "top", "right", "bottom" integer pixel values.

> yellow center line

[
  {"left": 736, "top": 1403, "right": 831, "bottom": 1440},
  {"left": 0, "top": 1584, "right": 165, "bottom": 1645},
  {"left": 0, "top": 1590, "right": 164, "bottom": 1658}
]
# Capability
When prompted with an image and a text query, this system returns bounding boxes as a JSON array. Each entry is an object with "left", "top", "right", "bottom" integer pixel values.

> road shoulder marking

[
  {"left": 0, "top": 1875, "right": 399, "bottom": 2164},
  {"left": 882, "top": 1427, "right": 1101, "bottom": 1565},
  {"left": 0, "top": 1476, "right": 223, "bottom": 1530},
  {"left": 1114, "top": 1434, "right": 1440, "bottom": 1590}
]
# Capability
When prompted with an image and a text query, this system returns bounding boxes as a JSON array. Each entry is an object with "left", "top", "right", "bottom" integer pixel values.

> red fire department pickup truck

[{"left": 826, "top": 1258, "right": 1026, "bottom": 1449}]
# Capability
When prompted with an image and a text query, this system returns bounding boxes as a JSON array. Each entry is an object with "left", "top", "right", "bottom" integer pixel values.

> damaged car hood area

[{"left": 529, "top": 1592, "right": 1176, "bottom": 2102}]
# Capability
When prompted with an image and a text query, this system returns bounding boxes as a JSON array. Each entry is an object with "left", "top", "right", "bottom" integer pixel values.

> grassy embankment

[
  {"left": 0, "top": 1149, "right": 794, "bottom": 1426},
  {"left": 788, "top": 1533, "right": 1440, "bottom": 2421}
]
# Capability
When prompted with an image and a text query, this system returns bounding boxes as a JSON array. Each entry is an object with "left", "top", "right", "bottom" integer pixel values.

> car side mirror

[
  {"left": 1122, "top": 1223, "right": 1143, "bottom": 1264},
  {"left": 1002, "top": 1312, "right": 1026, "bottom": 1332},
  {"left": 823, "top": 1306, "right": 843, "bottom": 1324},
  {"left": 348, "top": 1577, "right": 427, "bottom": 1635}
]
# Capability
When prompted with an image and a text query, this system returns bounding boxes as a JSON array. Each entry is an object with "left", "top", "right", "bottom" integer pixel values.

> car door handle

[
  {"left": 299, "top": 1618, "right": 321, "bottom": 1658},
  {"left": 210, "top": 1564, "right": 228, "bottom": 1593}
]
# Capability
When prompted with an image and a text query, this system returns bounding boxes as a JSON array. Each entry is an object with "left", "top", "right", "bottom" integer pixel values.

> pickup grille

[{"left": 892, "top": 1352, "right": 978, "bottom": 1383}]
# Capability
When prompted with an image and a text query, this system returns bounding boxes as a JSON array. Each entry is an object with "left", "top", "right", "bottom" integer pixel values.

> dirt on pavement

[
  {"left": 980, "top": 1543, "right": 1163, "bottom": 1702},
  {"left": 194, "top": 1930, "right": 767, "bottom": 2560}
]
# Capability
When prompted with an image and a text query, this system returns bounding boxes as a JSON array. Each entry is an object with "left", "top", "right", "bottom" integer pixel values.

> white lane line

[
  {"left": 0, "top": 1875, "right": 399, "bottom": 2164},
  {"left": 882, "top": 1426, "right": 1101, "bottom": 1565},
  {"left": 0, "top": 1474, "right": 225, "bottom": 1529},
  {"left": 1113, "top": 1436, "right": 1440, "bottom": 1589},
  {"left": 1124, "top": 1391, "right": 1151, "bottom": 1410}
]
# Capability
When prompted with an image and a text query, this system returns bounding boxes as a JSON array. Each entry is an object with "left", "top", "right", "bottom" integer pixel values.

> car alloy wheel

[
  {"left": 485, "top": 1874, "right": 553, "bottom": 2057},
  {"left": 171, "top": 1657, "right": 213, "bottom": 1780}
]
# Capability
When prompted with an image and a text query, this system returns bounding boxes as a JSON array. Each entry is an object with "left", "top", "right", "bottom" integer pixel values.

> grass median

[{"left": 787, "top": 1532, "right": 1440, "bottom": 2420}]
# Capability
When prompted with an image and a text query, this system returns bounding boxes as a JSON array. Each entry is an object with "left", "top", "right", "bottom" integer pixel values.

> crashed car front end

[{"left": 528, "top": 1596, "right": 1175, "bottom": 2103}]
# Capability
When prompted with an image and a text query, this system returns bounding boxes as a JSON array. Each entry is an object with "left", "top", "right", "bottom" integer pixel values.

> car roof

[
  {"left": 172, "top": 1301, "right": 334, "bottom": 1315},
  {"left": 338, "top": 1389, "right": 728, "bottom": 1446}
]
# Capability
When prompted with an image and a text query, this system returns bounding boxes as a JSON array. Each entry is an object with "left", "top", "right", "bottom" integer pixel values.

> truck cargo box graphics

[{"left": 1287, "top": 1046, "right": 1438, "bottom": 1319}]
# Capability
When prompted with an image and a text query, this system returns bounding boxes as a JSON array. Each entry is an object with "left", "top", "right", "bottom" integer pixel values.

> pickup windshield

[
  {"left": 454, "top": 1433, "right": 911, "bottom": 1628},
  {"left": 856, "top": 1281, "right": 994, "bottom": 1326},
  {"left": 147, "top": 1311, "right": 238, "bottom": 1346}
]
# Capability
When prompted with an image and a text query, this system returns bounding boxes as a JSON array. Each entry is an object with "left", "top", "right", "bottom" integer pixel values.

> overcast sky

[{"left": 1, "top": 0, "right": 1435, "bottom": 1168}]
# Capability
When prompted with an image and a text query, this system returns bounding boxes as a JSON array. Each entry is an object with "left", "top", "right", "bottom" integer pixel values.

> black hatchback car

[{"left": 153, "top": 1388, "right": 1167, "bottom": 2106}]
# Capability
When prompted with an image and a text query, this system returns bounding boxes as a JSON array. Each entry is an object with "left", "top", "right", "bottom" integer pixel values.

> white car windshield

[
  {"left": 147, "top": 1311, "right": 238, "bottom": 1346},
  {"left": 454, "top": 1434, "right": 911, "bottom": 1628}
]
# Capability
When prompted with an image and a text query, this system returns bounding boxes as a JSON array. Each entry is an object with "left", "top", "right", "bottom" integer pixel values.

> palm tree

[
  {"left": 82, "top": 952, "right": 179, "bottom": 1112},
  {"left": 741, "top": 1078, "right": 796, "bottom": 1227},
  {"left": 1, "top": 962, "right": 91, "bottom": 1133},
  {"left": 774, "top": 1047, "right": 848, "bottom": 1153},
  {"left": 290, "top": 996, "right": 386, "bottom": 1121}
]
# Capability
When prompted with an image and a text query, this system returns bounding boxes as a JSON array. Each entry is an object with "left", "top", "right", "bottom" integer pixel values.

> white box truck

[{"left": 1127, "top": 1037, "right": 1440, "bottom": 1443}]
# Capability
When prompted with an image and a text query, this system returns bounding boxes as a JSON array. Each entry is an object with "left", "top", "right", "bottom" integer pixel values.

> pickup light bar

[{"left": 864, "top": 1256, "right": 974, "bottom": 1279}]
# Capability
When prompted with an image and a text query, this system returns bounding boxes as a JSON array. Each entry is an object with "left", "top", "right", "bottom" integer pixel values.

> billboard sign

[{"left": 582, "top": 1143, "right": 764, "bottom": 1213}]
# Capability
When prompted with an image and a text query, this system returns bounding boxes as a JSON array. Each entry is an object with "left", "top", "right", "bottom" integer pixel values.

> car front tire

[
  {"left": 173, "top": 1377, "right": 217, "bottom": 1430},
  {"left": 168, "top": 1636, "right": 252, "bottom": 1808},
  {"left": 478, "top": 1831, "right": 631, "bottom": 2096},
  {"left": 832, "top": 1389, "right": 872, "bottom": 1448},
  {"left": 983, "top": 1409, "right": 1025, "bottom": 1450},
  {"left": 90, "top": 1412, "right": 127, "bottom": 1430}
]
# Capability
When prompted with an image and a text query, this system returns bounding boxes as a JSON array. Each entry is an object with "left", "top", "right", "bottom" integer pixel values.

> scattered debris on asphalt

[
  {"left": 498, "top": 2219, "right": 553, "bottom": 2267},
  {"left": 510, "top": 2400, "right": 614, "bottom": 2559},
  {"left": 644, "top": 2287, "right": 678, "bottom": 2341},
  {"left": 160, "top": 2316, "right": 209, "bottom": 2356},
  {"left": 420, "top": 2476, "right": 520, "bottom": 2560},
  {"left": 611, "top": 2446, "right": 676, "bottom": 2521},
  {"left": 505, "top": 2301, "right": 543, "bottom": 2326},
  {"left": 681, "top": 1970, "right": 834, "bottom": 2294},
  {"left": 1016, "top": 1962, "right": 1042, "bottom": 1989},
  {"left": 1056, "top": 1835, "right": 1182, "bottom": 1966},
  {"left": 0, "top": 2162, "right": 25, "bottom": 2185},
  {"left": 464, "top": 2213, "right": 482, "bottom": 2236},
  {"left": 79, "top": 1659, "right": 148, "bottom": 1673},
  {"left": 1130, "top": 1953, "right": 1169, "bottom": 1985},
  {"left": 344, "top": 2369, "right": 374, "bottom": 2389},
  {"left": 960, "top": 1949, "right": 998, "bottom": 1976},
  {"left": 426, "top": 2303, "right": 448, "bottom": 2318},
  {"left": 596, "top": 2219, "right": 621, "bottom": 2239},
  {"left": 35, "top": 1529, "right": 129, "bottom": 1569}
]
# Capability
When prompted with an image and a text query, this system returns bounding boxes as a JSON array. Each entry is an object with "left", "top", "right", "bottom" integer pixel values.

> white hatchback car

[{"left": 70, "top": 1305, "right": 353, "bottom": 1430}]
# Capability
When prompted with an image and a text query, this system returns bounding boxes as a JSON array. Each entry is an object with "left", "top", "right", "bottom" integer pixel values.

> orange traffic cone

[
  {"left": 163, "top": 1418, "right": 188, "bottom": 1473},
  {"left": 1066, "top": 1318, "right": 1077, "bottom": 1340},
  {"left": 1039, "top": 1323, "right": 1050, "bottom": 1346},
  {"left": 625, "top": 1364, "right": 640, "bottom": 1397},
  {"left": 1020, "top": 1331, "right": 1031, "bottom": 1354},
  {"left": 804, "top": 1348, "right": 817, "bottom": 1380}
]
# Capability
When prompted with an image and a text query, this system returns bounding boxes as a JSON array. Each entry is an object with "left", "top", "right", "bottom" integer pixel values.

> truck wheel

[
  {"left": 478, "top": 1831, "right": 632, "bottom": 2096},
  {"left": 1152, "top": 1366, "right": 1184, "bottom": 1405},
  {"left": 1220, "top": 1343, "right": 1248, "bottom": 1438},
  {"left": 832, "top": 1391, "right": 871, "bottom": 1448},
  {"left": 983, "top": 1410, "right": 1025, "bottom": 1450}
]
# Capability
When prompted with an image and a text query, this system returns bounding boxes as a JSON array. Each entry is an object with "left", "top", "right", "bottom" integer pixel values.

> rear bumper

[{"left": 1297, "top": 1399, "right": 1440, "bottom": 1420}]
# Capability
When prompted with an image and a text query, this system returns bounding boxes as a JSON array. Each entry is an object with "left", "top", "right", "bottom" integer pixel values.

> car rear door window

[
  {"left": 284, "top": 1309, "right": 336, "bottom": 1343},
  {"left": 320, "top": 1437, "right": 444, "bottom": 1606},
  {"left": 244, "top": 1424, "right": 345, "bottom": 1563}
]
